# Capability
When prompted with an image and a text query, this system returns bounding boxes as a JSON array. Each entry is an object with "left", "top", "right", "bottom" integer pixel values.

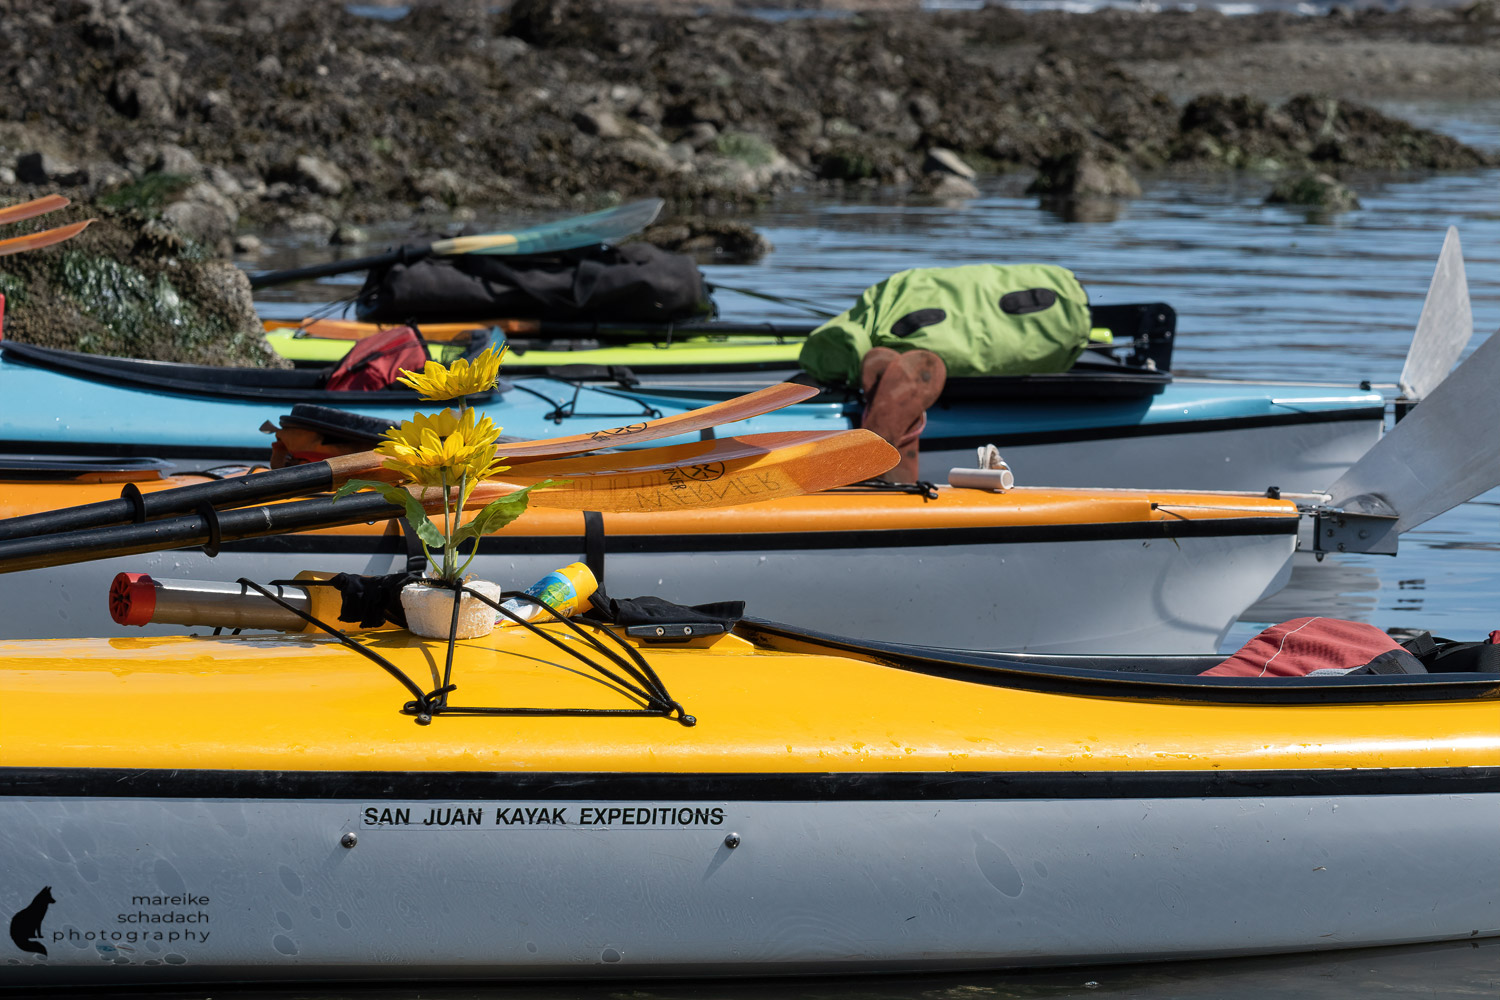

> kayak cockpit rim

[
  {"left": 0, "top": 454, "right": 175, "bottom": 481},
  {"left": 735, "top": 619, "right": 1500, "bottom": 705}
]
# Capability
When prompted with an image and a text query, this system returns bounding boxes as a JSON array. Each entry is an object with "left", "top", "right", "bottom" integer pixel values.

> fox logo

[{"left": 9, "top": 886, "right": 55, "bottom": 956}]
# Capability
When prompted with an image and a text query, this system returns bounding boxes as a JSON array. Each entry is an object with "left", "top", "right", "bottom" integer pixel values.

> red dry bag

[{"left": 324, "top": 326, "right": 428, "bottom": 392}]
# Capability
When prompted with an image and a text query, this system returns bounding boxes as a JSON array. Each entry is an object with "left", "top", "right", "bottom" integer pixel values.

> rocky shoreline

[{"left": 2, "top": 0, "right": 1498, "bottom": 359}]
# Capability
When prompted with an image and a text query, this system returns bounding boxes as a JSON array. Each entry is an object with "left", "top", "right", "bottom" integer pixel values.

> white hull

[
  {"left": 5, "top": 790, "right": 1495, "bottom": 985},
  {"left": 0, "top": 529, "right": 1295, "bottom": 653},
  {"left": 926, "top": 417, "right": 1383, "bottom": 492}
]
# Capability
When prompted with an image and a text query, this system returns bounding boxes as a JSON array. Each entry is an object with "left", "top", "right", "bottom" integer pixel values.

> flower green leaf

[{"left": 334, "top": 478, "right": 445, "bottom": 548}]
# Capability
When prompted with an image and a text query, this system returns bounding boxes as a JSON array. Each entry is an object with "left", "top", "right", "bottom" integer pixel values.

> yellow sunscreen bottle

[{"left": 496, "top": 562, "right": 599, "bottom": 626}]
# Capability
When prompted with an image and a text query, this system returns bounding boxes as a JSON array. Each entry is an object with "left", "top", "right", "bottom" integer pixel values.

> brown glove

[{"left": 859, "top": 347, "right": 947, "bottom": 483}]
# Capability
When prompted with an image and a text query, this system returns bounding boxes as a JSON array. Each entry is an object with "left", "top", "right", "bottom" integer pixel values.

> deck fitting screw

[
  {"left": 724, "top": 832, "right": 741, "bottom": 849},
  {"left": 655, "top": 626, "right": 665, "bottom": 636},
  {"left": 416, "top": 713, "right": 432, "bottom": 726},
  {"left": 340, "top": 832, "right": 358, "bottom": 849}
]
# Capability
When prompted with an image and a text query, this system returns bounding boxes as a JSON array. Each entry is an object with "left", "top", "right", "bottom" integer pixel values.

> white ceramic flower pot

[{"left": 400, "top": 580, "right": 502, "bottom": 639}]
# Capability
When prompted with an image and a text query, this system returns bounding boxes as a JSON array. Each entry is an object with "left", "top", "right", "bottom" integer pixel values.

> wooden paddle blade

[
  {"left": 469, "top": 429, "right": 898, "bottom": 512},
  {"left": 0, "top": 219, "right": 93, "bottom": 257},
  {"left": 502, "top": 382, "right": 822, "bottom": 462},
  {"left": 433, "top": 198, "right": 664, "bottom": 257},
  {"left": 319, "top": 383, "right": 826, "bottom": 486},
  {"left": 0, "top": 384, "right": 832, "bottom": 542},
  {"left": 0, "top": 194, "right": 69, "bottom": 226},
  {"left": 0, "top": 432, "right": 896, "bottom": 573}
]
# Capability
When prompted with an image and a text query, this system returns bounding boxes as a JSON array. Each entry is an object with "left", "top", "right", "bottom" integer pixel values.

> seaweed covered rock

[
  {"left": 641, "top": 217, "right": 771, "bottom": 261},
  {"left": 1266, "top": 171, "right": 1361, "bottom": 212},
  {"left": 0, "top": 203, "right": 280, "bottom": 365},
  {"left": 1172, "top": 94, "right": 1301, "bottom": 170},
  {"left": 1173, "top": 93, "right": 1492, "bottom": 171},
  {"left": 1027, "top": 145, "right": 1142, "bottom": 198},
  {"left": 1283, "top": 95, "right": 1488, "bottom": 171}
]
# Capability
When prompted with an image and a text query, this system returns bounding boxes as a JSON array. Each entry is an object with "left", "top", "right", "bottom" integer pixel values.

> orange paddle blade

[
  {"left": 456, "top": 430, "right": 898, "bottom": 513},
  {"left": 321, "top": 382, "right": 829, "bottom": 488},
  {"left": 503, "top": 382, "right": 823, "bottom": 461},
  {"left": 0, "top": 219, "right": 93, "bottom": 257},
  {"left": 0, "top": 194, "right": 69, "bottom": 226},
  {"left": 263, "top": 318, "right": 483, "bottom": 343}
]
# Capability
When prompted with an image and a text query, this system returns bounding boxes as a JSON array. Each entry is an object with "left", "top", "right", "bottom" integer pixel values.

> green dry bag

[{"left": 798, "top": 264, "right": 1091, "bottom": 385}]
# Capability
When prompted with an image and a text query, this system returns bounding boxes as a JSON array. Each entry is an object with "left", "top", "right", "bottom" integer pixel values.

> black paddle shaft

[
  {"left": 0, "top": 462, "right": 336, "bottom": 542},
  {"left": 0, "top": 490, "right": 404, "bottom": 575},
  {"left": 248, "top": 244, "right": 431, "bottom": 290}
]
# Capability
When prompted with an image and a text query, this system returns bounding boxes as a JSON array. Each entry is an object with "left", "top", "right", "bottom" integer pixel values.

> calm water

[{"left": 241, "top": 109, "right": 1500, "bottom": 999}]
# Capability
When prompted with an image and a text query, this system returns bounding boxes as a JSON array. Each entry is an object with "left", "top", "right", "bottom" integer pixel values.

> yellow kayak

[{"left": 2, "top": 607, "right": 1496, "bottom": 986}]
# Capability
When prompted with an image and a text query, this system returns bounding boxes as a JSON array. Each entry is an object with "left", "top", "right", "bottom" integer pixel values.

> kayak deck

[
  {"left": 4, "top": 622, "right": 1496, "bottom": 775},
  {"left": 0, "top": 465, "right": 1301, "bottom": 533}
]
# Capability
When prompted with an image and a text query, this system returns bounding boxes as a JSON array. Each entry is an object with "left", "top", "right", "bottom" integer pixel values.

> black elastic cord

[
  {"left": 507, "top": 378, "right": 661, "bottom": 424},
  {"left": 290, "top": 293, "right": 359, "bottom": 334},
  {"left": 240, "top": 578, "right": 435, "bottom": 713},
  {"left": 441, "top": 578, "right": 463, "bottom": 706},
  {"left": 828, "top": 479, "right": 939, "bottom": 500},
  {"left": 251, "top": 576, "right": 691, "bottom": 726},
  {"left": 706, "top": 281, "right": 837, "bottom": 320},
  {"left": 484, "top": 588, "right": 661, "bottom": 702},
  {"left": 464, "top": 586, "right": 694, "bottom": 726}
]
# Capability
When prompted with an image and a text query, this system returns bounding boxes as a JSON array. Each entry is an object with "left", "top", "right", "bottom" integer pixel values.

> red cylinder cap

[{"left": 109, "top": 572, "right": 158, "bottom": 627}]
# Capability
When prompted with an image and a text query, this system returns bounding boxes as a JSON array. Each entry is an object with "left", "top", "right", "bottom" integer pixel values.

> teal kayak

[{"left": 0, "top": 336, "right": 1383, "bottom": 492}]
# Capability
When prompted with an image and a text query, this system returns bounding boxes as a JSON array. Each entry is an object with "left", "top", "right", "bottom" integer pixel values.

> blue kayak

[{"left": 0, "top": 339, "right": 1383, "bottom": 492}]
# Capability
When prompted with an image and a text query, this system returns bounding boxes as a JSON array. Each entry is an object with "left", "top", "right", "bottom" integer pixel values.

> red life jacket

[
  {"left": 1203, "top": 617, "right": 1424, "bottom": 677},
  {"left": 324, "top": 326, "right": 428, "bottom": 392}
]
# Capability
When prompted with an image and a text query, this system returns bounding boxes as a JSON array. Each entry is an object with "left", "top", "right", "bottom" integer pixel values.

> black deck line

[
  {"left": 5, "top": 766, "right": 1498, "bottom": 800},
  {"left": 216, "top": 514, "right": 1299, "bottom": 559},
  {"left": 733, "top": 619, "right": 1500, "bottom": 705}
]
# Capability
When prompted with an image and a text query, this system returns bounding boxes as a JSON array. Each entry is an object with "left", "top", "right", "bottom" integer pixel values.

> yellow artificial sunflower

[
  {"left": 398, "top": 408, "right": 462, "bottom": 440},
  {"left": 375, "top": 409, "right": 508, "bottom": 488},
  {"left": 333, "top": 340, "right": 540, "bottom": 587},
  {"left": 396, "top": 344, "right": 506, "bottom": 401}
]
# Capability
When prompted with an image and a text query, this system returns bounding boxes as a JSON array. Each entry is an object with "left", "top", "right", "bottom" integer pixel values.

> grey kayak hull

[
  {"left": 924, "top": 410, "right": 1384, "bottom": 493},
  {"left": 4, "top": 785, "right": 1495, "bottom": 985},
  {"left": 0, "top": 524, "right": 1296, "bottom": 653}
]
